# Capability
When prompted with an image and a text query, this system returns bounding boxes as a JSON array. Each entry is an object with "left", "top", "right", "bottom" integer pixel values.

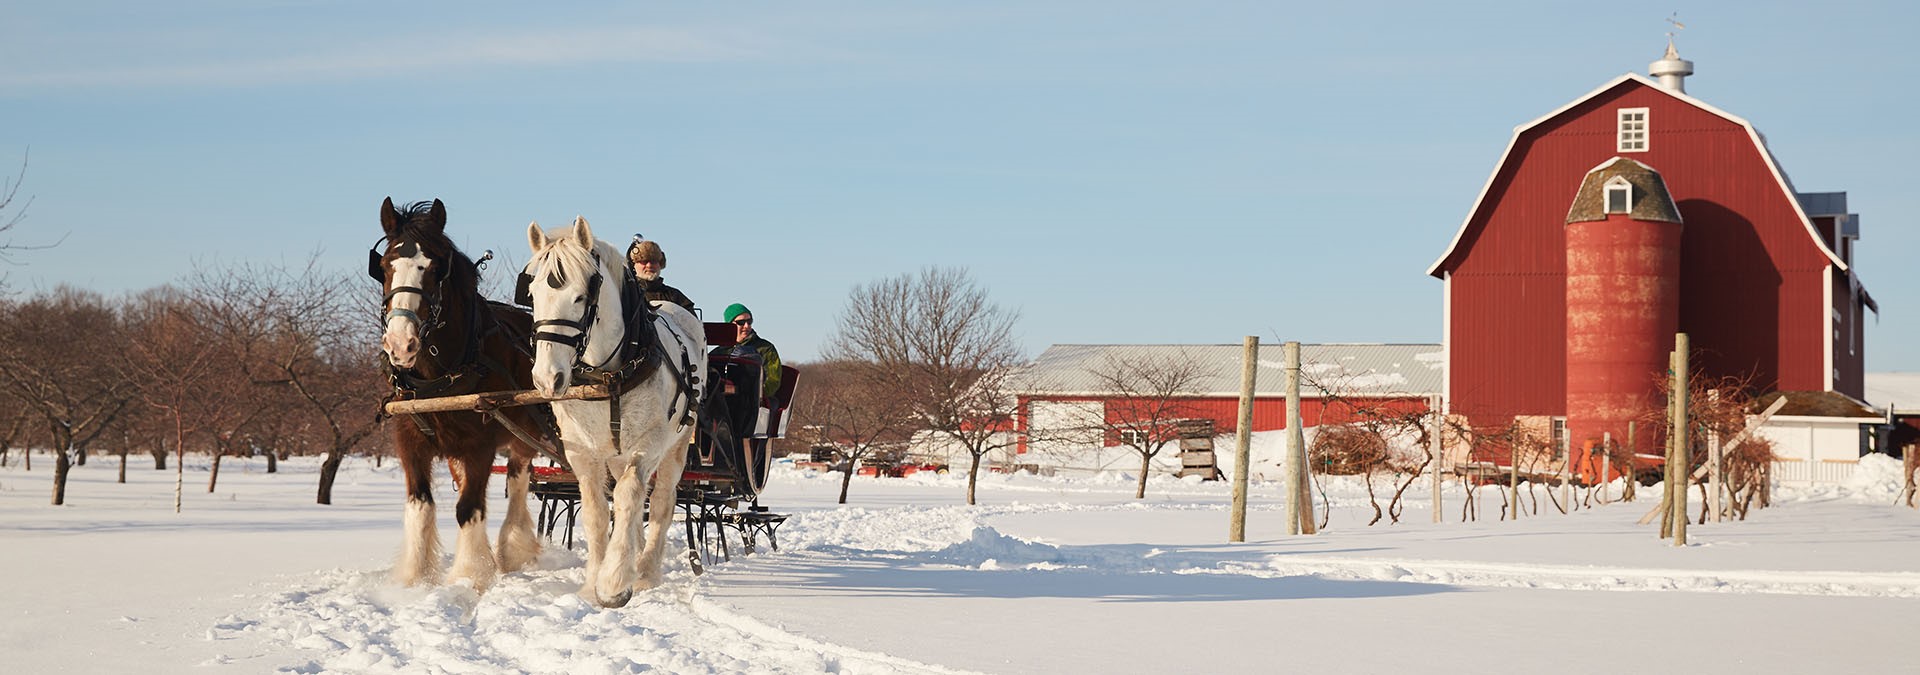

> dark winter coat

[
  {"left": 713, "top": 333, "right": 782, "bottom": 400},
  {"left": 638, "top": 277, "right": 696, "bottom": 314}
]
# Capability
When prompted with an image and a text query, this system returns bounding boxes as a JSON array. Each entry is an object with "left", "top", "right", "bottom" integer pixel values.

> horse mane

[
  {"left": 534, "top": 225, "right": 631, "bottom": 293},
  {"left": 391, "top": 201, "right": 480, "bottom": 299}
]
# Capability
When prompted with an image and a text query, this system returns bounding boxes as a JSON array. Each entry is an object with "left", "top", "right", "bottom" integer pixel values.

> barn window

[
  {"left": 1604, "top": 177, "right": 1633, "bottom": 214},
  {"left": 1119, "top": 429, "right": 1149, "bottom": 446},
  {"left": 1617, "top": 107, "right": 1649, "bottom": 152}
]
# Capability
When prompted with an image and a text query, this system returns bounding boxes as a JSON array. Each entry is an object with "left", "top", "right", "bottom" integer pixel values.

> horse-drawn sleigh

[{"left": 368, "top": 198, "right": 796, "bottom": 607}]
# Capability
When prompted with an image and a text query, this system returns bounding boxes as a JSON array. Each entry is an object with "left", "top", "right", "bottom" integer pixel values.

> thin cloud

[{"left": 2, "top": 25, "right": 779, "bottom": 89}]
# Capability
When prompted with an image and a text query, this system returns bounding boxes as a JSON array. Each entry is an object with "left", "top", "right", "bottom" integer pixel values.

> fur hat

[
  {"left": 723, "top": 303, "right": 751, "bottom": 323},
  {"left": 627, "top": 239, "right": 665, "bottom": 267}
]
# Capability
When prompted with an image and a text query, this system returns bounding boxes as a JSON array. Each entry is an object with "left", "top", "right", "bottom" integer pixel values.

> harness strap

[
  {"left": 609, "top": 384, "right": 624, "bottom": 455},
  {"left": 408, "top": 410, "right": 436, "bottom": 438},
  {"left": 655, "top": 316, "right": 701, "bottom": 429}
]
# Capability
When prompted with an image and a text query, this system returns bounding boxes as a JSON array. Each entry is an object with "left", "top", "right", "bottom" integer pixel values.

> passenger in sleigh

[
  {"left": 713, "top": 303, "right": 780, "bottom": 401},
  {"left": 626, "top": 236, "right": 697, "bottom": 314},
  {"left": 710, "top": 303, "right": 781, "bottom": 440}
]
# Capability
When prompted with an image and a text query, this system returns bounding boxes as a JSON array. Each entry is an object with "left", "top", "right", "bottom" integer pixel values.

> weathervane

[{"left": 1665, "top": 12, "right": 1686, "bottom": 44}]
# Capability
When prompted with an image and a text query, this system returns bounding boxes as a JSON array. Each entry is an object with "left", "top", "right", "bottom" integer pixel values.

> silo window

[
  {"left": 1618, "top": 108, "right": 1649, "bottom": 152},
  {"left": 1604, "top": 177, "right": 1633, "bottom": 214}
]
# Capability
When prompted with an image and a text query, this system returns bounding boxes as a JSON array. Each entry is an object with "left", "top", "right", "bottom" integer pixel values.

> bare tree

[
  {"left": 187, "top": 258, "right": 382, "bottom": 503},
  {"left": 791, "top": 360, "right": 917, "bottom": 504},
  {"left": 0, "top": 405, "right": 26, "bottom": 469},
  {"left": 1300, "top": 366, "right": 1439, "bottom": 525},
  {"left": 121, "top": 286, "right": 226, "bottom": 510},
  {"left": 1642, "top": 372, "right": 1775, "bottom": 521},
  {"left": 0, "top": 287, "right": 133, "bottom": 505},
  {"left": 826, "top": 267, "right": 1024, "bottom": 505},
  {"left": 1310, "top": 423, "right": 1391, "bottom": 523},
  {"left": 1075, "top": 350, "right": 1209, "bottom": 499},
  {"left": 0, "top": 150, "right": 57, "bottom": 263}
]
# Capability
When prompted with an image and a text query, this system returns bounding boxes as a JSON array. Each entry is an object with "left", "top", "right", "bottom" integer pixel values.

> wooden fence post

[
  {"left": 1508, "top": 457, "right": 1520, "bottom": 521},
  {"left": 1660, "top": 350, "right": 1676, "bottom": 540},
  {"left": 1558, "top": 431, "right": 1571, "bottom": 513},
  {"left": 1600, "top": 432, "right": 1612, "bottom": 504},
  {"left": 1285, "top": 341, "right": 1314, "bottom": 534},
  {"left": 1672, "top": 333, "right": 1690, "bottom": 546},
  {"left": 1431, "top": 395, "right": 1443, "bottom": 524},
  {"left": 1229, "top": 336, "right": 1257, "bottom": 542},
  {"left": 1625, "top": 421, "right": 1637, "bottom": 502},
  {"left": 1708, "top": 389, "right": 1723, "bottom": 523}
]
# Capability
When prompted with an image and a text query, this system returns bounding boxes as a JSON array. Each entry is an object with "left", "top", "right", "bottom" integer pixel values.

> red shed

[{"left": 1427, "top": 47, "right": 1877, "bottom": 458}]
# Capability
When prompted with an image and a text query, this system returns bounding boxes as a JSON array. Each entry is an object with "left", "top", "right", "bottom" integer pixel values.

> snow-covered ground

[{"left": 4, "top": 441, "right": 1917, "bottom": 674}]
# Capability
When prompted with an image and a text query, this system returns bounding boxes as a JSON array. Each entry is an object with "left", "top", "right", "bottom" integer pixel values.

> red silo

[{"left": 1564, "top": 157, "right": 1682, "bottom": 481}]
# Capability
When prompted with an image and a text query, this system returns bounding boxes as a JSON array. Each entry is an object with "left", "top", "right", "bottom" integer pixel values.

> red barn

[{"left": 1428, "top": 46, "right": 1877, "bottom": 459}]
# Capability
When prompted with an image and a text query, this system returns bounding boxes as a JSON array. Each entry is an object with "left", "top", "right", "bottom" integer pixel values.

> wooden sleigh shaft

[
  {"left": 383, "top": 384, "right": 614, "bottom": 416},
  {"left": 383, "top": 385, "right": 615, "bottom": 468}
]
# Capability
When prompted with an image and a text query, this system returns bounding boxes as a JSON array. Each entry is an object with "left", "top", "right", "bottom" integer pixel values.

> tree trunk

[
  {"left": 118, "top": 451, "right": 128, "bottom": 484},
  {"left": 75, "top": 446, "right": 87, "bottom": 467},
  {"left": 316, "top": 447, "right": 345, "bottom": 505},
  {"left": 152, "top": 440, "right": 167, "bottom": 470},
  {"left": 174, "top": 418, "right": 186, "bottom": 514},
  {"left": 1136, "top": 453, "right": 1151, "bottom": 499},
  {"left": 50, "top": 425, "right": 74, "bottom": 506},
  {"left": 838, "top": 458, "right": 854, "bottom": 504},
  {"left": 207, "top": 448, "right": 223, "bottom": 493},
  {"left": 965, "top": 453, "right": 983, "bottom": 505},
  {"left": 266, "top": 451, "right": 278, "bottom": 474},
  {"left": 53, "top": 450, "right": 71, "bottom": 505}
]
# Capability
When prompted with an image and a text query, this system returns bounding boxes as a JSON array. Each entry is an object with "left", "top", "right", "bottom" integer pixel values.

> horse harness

[
  {"left": 370, "top": 237, "right": 565, "bottom": 463},
  {"left": 516, "top": 252, "right": 703, "bottom": 455}
]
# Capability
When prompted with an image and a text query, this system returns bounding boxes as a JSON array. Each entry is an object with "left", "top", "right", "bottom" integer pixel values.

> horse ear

[
  {"left": 380, "top": 197, "right": 400, "bottom": 235},
  {"left": 426, "top": 199, "right": 448, "bottom": 233},
  {"left": 527, "top": 221, "right": 546, "bottom": 254},
  {"left": 571, "top": 216, "right": 593, "bottom": 248}
]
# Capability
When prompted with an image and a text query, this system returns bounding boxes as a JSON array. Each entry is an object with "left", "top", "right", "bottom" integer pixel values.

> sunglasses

[{"left": 732, "top": 318, "right": 753, "bottom": 326}]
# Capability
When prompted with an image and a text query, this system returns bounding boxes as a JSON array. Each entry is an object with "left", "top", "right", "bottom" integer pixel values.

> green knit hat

[{"left": 723, "top": 303, "right": 751, "bottom": 323}]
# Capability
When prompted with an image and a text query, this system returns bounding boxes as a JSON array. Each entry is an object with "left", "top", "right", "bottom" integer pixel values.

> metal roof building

[
  {"left": 1009, "top": 343, "right": 1442, "bottom": 458},
  {"left": 1012, "top": 344, "right": 1443, "bottom": 398}
]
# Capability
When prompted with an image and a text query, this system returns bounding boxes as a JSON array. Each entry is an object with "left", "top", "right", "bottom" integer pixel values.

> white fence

[{"left": 1771, "top": 457, "right": 1858, "bottom": 485}]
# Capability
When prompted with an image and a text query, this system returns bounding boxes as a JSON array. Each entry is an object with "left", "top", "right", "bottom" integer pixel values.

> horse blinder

[{"left": 514, "top": 270, "right": 534, "bottom": 307}]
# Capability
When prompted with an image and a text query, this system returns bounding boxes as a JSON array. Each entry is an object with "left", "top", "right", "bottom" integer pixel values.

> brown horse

[{"left": 372, "top": 197, "right": 546, "bottom": 591}]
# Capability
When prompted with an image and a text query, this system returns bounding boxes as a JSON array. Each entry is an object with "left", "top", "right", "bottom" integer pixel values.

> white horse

[{"left": 524, "top": 217, "right": 706, "bottom": 608}]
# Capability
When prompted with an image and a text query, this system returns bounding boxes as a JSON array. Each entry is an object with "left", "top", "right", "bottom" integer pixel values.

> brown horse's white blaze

[
  {"left": 379, "top": 246, "right": 433, "bottom": 369},
  {"left": 375, "top": 197, "right": 543, "bottom": 594},
  {"left": 526, "top": 216, "right": 705, "bottom": 608}
]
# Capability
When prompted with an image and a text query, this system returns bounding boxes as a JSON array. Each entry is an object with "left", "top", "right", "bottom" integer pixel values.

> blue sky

[{"left": 5, "top": 1, "right": 1916, "bottom": 371}]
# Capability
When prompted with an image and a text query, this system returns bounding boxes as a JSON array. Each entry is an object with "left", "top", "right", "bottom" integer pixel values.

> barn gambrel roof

[
  {"left": 1426, "top": 72, "right": 1848, "bottom": 278},
  {"left": 1011, "top": 343, "right": 1443, "bottom": 399}
]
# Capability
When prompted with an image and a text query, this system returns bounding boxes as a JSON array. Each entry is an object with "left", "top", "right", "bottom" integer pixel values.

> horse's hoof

[{"left": 600, "top": 590, "right": 633, "bottom": 609}]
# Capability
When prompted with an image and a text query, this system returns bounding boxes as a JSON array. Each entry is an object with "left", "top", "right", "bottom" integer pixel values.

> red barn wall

[
  {"left": 1831, "top": 267, "right": 1865, "bottom": 397},
  {"left": 1444, "top": 79, "right": 1838, "bottom": 430}
]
